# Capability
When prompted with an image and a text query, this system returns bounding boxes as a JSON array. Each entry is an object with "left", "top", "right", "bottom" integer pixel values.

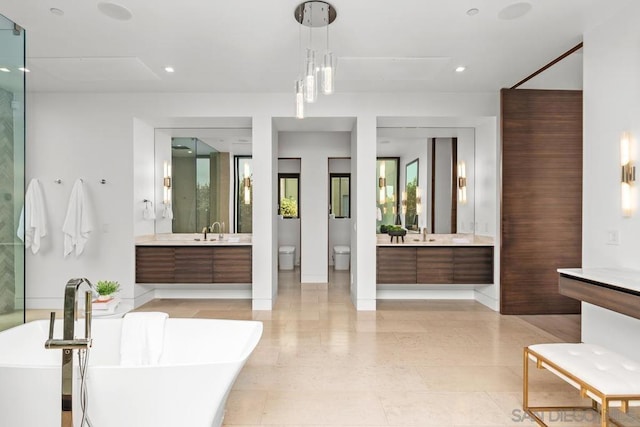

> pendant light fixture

[{"left": 294, "top": 1, "right": 336, "bottom": 118}]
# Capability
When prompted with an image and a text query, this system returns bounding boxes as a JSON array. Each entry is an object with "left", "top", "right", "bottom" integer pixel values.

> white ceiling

[{"left": 0, "top": 0, "right": 632, "bottom": 93}]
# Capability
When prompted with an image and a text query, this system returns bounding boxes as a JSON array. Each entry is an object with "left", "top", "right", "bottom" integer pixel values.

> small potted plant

[
  {"left": 95, "top": 280, "right": 120, "bottom": 301},
  {"left": 386, "top": 225, "right": 407, "bottom": 242}
]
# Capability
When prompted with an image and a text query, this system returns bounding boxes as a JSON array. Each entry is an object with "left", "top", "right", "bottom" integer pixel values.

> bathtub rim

[{"left": 0, "top": 317, "right": 263, "bottom": 369}]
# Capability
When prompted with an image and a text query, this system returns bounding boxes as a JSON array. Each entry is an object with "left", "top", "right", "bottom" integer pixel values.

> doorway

[
  {"left": 328, "top": 158, "right": 351, "bottom": 274},
  {"left": 277, "top": 159, "right": 301, "bottom": 275}
]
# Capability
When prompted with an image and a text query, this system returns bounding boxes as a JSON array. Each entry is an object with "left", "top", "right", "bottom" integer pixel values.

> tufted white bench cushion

[
  {"left": 524, "top": 343, "right": 640, "bottom": 426},
  {"left": 528, "top": 343, "right": 640, "bottom": 397}
]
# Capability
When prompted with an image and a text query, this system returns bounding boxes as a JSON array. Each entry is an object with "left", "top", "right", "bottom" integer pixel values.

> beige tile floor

[{"left": 133, "top": 270, "right": 640, "bottom": 427}]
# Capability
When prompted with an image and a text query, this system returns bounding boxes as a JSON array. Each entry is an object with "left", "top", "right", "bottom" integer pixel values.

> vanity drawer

[
  {"left": 213, "top": 247, "right": 252, "bottom": 283},
  {"left": 417, "top": 247, "right": 454, "bottom": 283},
  {"left": 376, "top": 247, "right": 417, "bottom": 284},
  {"left": 136, "top": 247, "right": 175, "bottom": 283}
]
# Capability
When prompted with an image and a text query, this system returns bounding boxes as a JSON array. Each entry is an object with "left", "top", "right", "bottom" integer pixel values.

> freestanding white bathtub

[{"left": 0, "top": 317, "right": 262, "bottom": 427}]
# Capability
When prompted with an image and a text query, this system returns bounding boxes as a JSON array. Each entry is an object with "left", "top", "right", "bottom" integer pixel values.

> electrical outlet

[{"left": 606, "top": 230, "right": 620, "bottom": 245}]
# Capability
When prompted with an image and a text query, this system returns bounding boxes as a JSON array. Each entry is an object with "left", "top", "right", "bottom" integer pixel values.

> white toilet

[
  {"left": 279, "top": 246, "right": 296, "bottom": 270},
  {"left": 333, "top": 245, "right": 351, "bottom": 270}
]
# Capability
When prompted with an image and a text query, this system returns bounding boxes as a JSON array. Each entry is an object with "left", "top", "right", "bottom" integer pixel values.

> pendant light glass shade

[
  {"left": 321, "top": 51, "right": 334, "bottom": 94},
  {"left": 293, "top": 2, "right": 336, "bottom": 118},
  {"left": 295, "top": 79, "right": 305, "bottom": 119},
  {"left": 304, "top": 48, "right": 317, "bottom": 103}
]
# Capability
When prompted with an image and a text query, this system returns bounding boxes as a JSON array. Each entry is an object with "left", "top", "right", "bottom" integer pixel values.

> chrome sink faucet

[
  {"left": 45, "top": 278, "right": 95, "bottom": 427},
  {"left": 210, "top": 221, "right": 224, "bottom": 239}
]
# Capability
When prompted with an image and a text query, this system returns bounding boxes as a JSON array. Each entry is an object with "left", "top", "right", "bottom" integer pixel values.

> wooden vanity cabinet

[
  {"left": 136, "top": 246, "right": 252, "bottom": 284},
  {"left": 377, "top": 246, "right": 493, "bottom": 285}
]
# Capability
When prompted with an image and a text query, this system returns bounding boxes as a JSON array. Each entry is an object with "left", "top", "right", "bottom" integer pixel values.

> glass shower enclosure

[{"left": 0, "top": 14, "right": 25, "bottom": 331}]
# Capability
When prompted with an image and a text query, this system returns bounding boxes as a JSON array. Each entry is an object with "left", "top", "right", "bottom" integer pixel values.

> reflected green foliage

[{"left": 280, "top": 196, "right": 298, "bottom": 217}]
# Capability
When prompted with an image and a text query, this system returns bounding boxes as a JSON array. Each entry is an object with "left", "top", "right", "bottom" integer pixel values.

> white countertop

[
  {"left": 558, "top": 268, "right": 640, "bottom": 293},
  {"left": 377, "top": 234, "right": 494, "bottom": 247},
  {"left": 136, "top": 233, "right": 252, "bottom": 246}
]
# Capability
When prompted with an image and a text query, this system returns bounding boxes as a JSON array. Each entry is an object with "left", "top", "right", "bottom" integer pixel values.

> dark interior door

[{"left": 501, "top": 89, "right": 582, "bottom": 314}]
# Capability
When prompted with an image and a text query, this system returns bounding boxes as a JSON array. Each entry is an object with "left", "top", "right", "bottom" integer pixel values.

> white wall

[
  {"left": 355, "top": 115, "right": 377, "bottom": 310},
  {"left": 26, "top": 94, "right": 137, "bottom": 308},
  {"left": 278, "top": 132, "right": 351, "bottom": 282},
  {"left": 25, "top": 91, "right": 498, "bottom": 310},
  {"left": 153, "top": 130, "right": 172, "bottom": 234},
  {"left": 581, "top": 1, "right": 640, "bottom": 357},
  {"left": 350, "top": 125, "right": 359, "bottom": 303},
  {"left": 473, "top": 118, "right": 499, "bottom": 310}
]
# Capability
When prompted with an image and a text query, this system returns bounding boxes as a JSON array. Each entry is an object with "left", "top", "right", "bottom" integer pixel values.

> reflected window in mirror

[
  {"left": 235, "top": 156, "right": 252, "bottom": 233},
  {"left": 404, "top": 159, "right": 419, "bottom": 230},
  {"left": 330, "top": 174, "right": 350, "bottom": 218},
  {"left": 171, "top": 137, "right": 231, "bottom": 233},
  {"left": 376, "top": 158, "right": 400, "bottom": 230},
  {"left": 278, "top": 173, "right": 300, "bottom": 218}
]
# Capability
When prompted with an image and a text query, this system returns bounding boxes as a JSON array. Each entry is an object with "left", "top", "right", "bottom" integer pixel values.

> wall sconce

[
  {"left": 243, "top": 162, "right": 252, "bottom": 205},
  {"left": 401, "top": 191, "right": 407, "bottom": 214},
  {"left": 163, "top": 161, "right": 172, "bottom": 204},
  {"left": 415, "top": 186, "right": 422, "bottom": 215},
  {"left": 457, "top": 161, "right": 467, "bottom": 204},
  {"left": 621, "top": 132, "right": 636, "bottom": 217},
  {"left": 379, "top": 161, "right": 386, "bottom": 204}
]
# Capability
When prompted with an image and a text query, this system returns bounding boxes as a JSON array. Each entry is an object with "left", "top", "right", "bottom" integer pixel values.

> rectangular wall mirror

[
  {"left": 154, "top": 126, "right": 252, "bottom": 234},
  {"left": 377, "top": 125, "right": 475, "bottom": 235}
]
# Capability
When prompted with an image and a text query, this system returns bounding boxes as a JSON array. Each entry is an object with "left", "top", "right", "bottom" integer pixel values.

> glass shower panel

[{"left": 0, "top": 14, "right": 25, "bottom": 331}]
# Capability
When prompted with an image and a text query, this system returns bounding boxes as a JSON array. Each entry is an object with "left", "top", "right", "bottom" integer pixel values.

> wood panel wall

[{"left": 501, "top": 89, "right": 582, "bottom": 314}]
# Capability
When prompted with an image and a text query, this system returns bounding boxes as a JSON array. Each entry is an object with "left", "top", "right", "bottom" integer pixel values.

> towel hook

[
  {"left": 100, "top": 179, "right": 107, "bottom": 184},
  {"left": 54, "top": 179, "right": 62, "bottom": 184}
]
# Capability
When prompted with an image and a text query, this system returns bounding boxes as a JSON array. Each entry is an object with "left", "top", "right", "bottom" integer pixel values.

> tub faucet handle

[{"left": 48, "top": 311, "right": 56, "bottom": 341}]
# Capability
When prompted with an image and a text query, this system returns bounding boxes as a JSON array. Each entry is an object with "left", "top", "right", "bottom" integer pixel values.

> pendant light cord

[
  {"left": 326, "top": 5, "right": 330, "bottom": 51},
  {"left": 298, "top": 7, "right": 302, "bottom": 77}
]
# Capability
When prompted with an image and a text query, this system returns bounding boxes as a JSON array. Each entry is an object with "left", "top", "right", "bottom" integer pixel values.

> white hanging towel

[
  {"left": 62, "top": 179, "right": 93, "bottom": 257},
  {"left": 143, "top": 201, "right": 156, "bottom": 220},
  {"left": 20, "top": 179, "right": 48, "bottom": 254},
  {"left": 120, "top": 312, "right": 169, "bottom": 366},
  {"left": 162, "top": 203, "right": 173, "bottom": 219}
]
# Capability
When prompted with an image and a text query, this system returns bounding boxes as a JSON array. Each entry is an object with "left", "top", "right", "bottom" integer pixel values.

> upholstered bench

[{"left": 523, "top": 343, "right": 640, "bottom": 427}]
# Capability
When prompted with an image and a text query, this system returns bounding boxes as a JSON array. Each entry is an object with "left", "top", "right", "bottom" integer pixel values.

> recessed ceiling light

[
  {"left": 498, "top": 2, "right": 532, "bottom": 20},
  {"left": 466, "top": 8, "right": 479, "bottom": 16},
  {"left": 455, "top": 66, "right": 466, "bottom": 73},
  {"left": 164, "top": 66, "right": 175, "bottom": 73},
  {"left": 50, "top": 8, "right": 64, "bottom": 16},
  {"left": 0, "top": 68, "right": 10, "bottom": 73},
  {"left": 97, "top": 2, "right": 133, "bottom": 21},
  {"left": 19, "top": 67, "right": 30, "bottom": 73}
]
